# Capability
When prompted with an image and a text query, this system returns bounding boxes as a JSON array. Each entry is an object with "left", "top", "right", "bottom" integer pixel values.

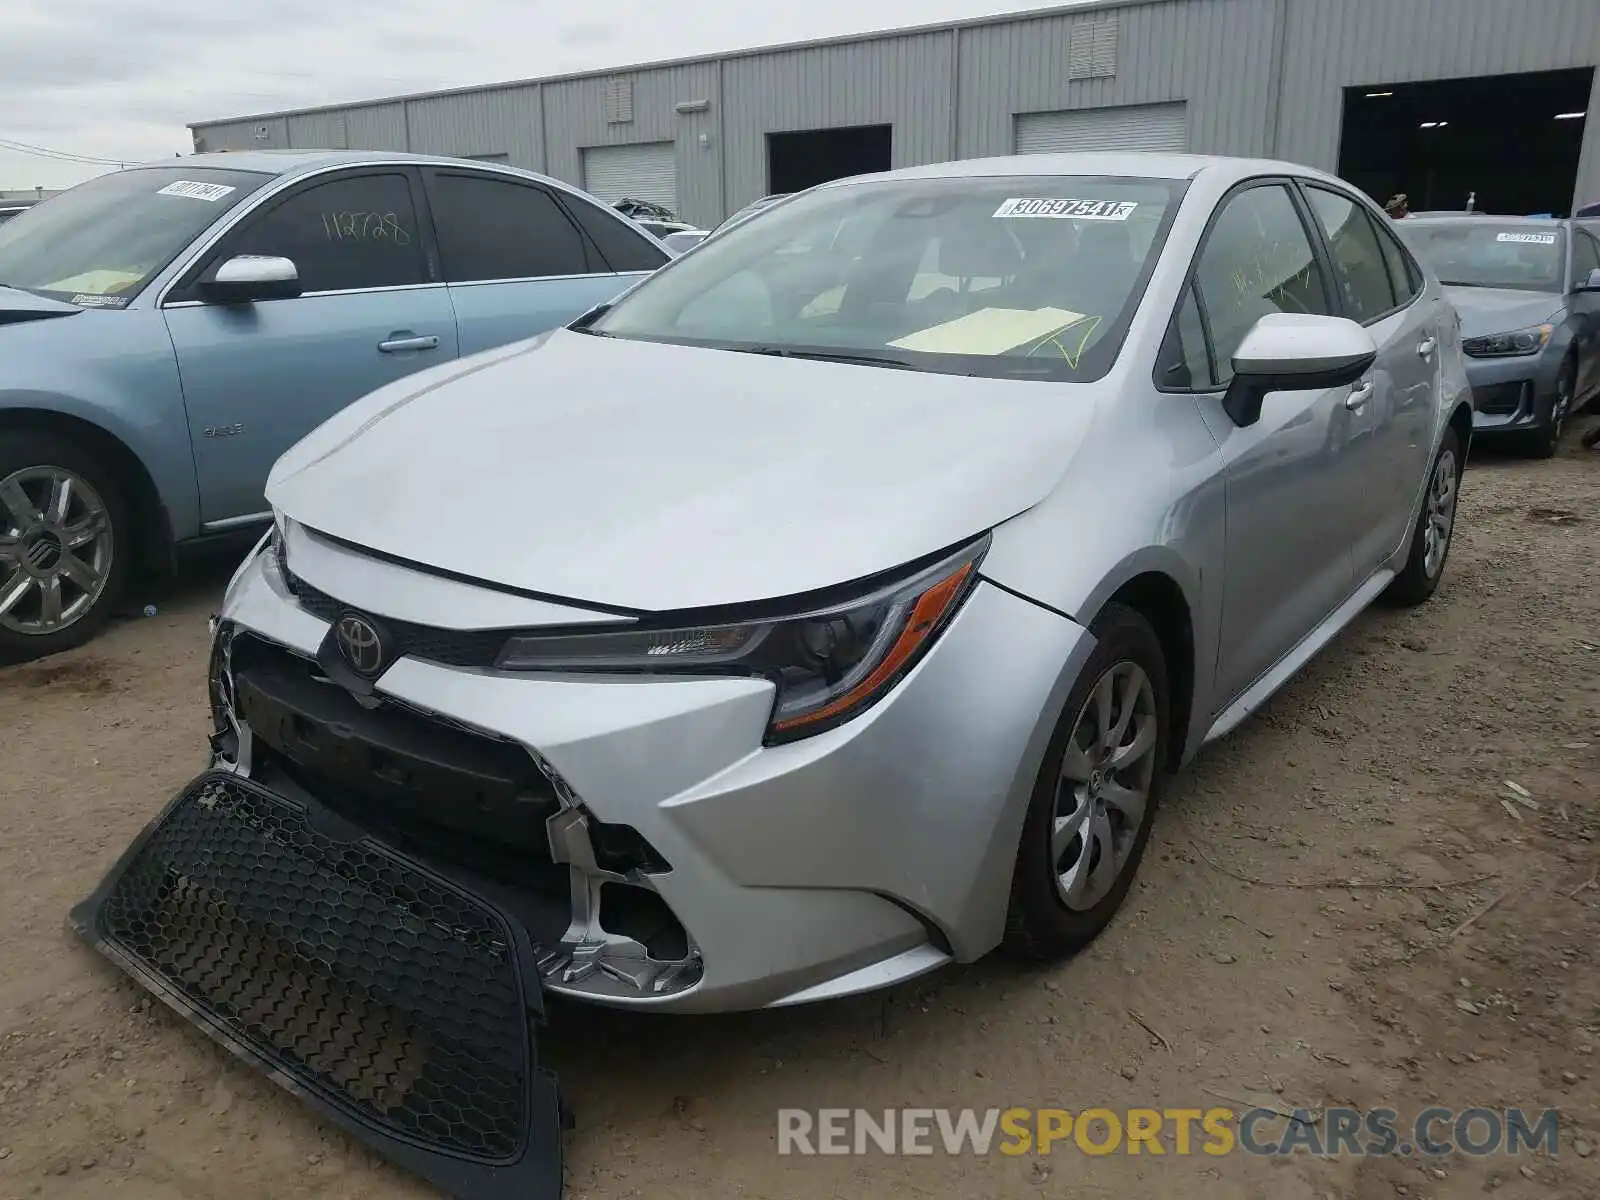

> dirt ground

[{"left": 2, "top": 423, "right": 1598, "bottom": 1200}]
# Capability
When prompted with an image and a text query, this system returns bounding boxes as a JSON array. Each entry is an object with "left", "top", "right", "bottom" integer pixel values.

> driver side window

[
  {"left": 1192, "top": 184, "right": 1334, "bottom": 385},
  {"left": 212, "top": 172, "right": 426, "bottom": 296}
]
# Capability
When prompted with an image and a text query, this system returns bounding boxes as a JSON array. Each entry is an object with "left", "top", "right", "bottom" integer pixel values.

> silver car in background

[{"left": 180, "top": 154, "right": 1472, "bottom": 1018}]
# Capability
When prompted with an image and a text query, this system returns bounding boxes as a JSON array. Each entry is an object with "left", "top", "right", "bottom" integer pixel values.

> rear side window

[
  {"left": 560, "top": 194, "right": 670, "bottom": 273},
  {"left": 1371, "top": 213, "right": 1423, "bottom": 304},
  {"left": 226, "top": 172, "right": 425, "bottom": 294},
  {"left": 1304, "top": 185, "right": 1398, "bottom": 323},
  {"left": 428, "top": 173, "right": 589, "bottom": 281}
]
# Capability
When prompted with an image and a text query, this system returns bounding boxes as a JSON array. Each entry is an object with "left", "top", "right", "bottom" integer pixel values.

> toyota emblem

[{"left": 335, "top": 613, "right": 386, "bottom": 676}]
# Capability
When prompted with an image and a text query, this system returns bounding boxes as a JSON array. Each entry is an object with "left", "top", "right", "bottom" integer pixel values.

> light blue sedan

[{"left": 0, "top": 151, "right": 669, "bottom": 662}]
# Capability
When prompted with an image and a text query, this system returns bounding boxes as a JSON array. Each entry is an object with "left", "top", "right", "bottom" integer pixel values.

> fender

[{"left": 0, "top": 307, "right": 201, "bottom": 543}]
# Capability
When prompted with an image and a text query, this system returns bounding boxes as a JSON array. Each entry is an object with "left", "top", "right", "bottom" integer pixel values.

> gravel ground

[{"left": 1, "top": 422, "right": 1598, "bottom": 1200}]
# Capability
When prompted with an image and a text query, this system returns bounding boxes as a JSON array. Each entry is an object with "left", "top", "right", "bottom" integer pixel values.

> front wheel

[
  {"left": 1529, "top": 360, "right": 1574, "bottom": 459},
  {"left": 0, "top": 431, "right": 131, "bottom": 665},
  {"left": 1381, "top": 425, "right": 1461, "bottom": 608},
  {"left": 1003, "top": 603, "right": 1169, "bottom": 960}
]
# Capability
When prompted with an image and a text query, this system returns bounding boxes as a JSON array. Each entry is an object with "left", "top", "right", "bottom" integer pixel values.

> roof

[
  {"left": 832, "top": 152, "right": 1341, "bottom": 184},
  {"left": 191, "top": 0, "right": 1171, "bottom": 130},
  {"left": 121, "top": 149, "right": 566, "bottom": 181}
]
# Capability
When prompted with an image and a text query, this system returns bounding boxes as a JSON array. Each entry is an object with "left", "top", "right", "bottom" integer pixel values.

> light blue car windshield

[{"left": 0, "top": 166, "right": 270, "bottom": 308}]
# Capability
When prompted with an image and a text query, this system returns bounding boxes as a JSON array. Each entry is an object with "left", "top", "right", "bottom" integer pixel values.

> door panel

[
  {"left": 422, "top": 169, "right": 660, "bottom": 357},
  {"left": 1189, "top": 183, "right": 1359, "bottom": 709},
  {"left": 168, "top": 288, "right": 458, "bottom": 524},
  {"left": 1570, "top": 227, "right": 1600, "bottom": 398},
  {"left": 165, "top": 169, "right": 459, "bottom": 525},
  {"left": 1303, "top": 185, "right": 1437, "bottom": 575}
]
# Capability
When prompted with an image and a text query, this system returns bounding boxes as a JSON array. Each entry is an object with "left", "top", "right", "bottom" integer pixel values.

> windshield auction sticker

[
  {"left": 157, "top": 180, "right": 237, "bottom": 202},
  {"left": 993, "top": 198, "right": 1137, "bottom": 220},
  {"left": 1496, "top": 231, "right": 1557, "bottom": 244}
]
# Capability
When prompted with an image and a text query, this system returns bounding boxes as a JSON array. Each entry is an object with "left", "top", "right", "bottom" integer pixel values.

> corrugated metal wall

[
  {"left": 1276, "top": 0, "right": 1600, "bottom": 204},
  {"left": 957, "top": 0, "right": 1279, "bottom": 160},
  {"left": 407, "top": 86, "right": 543, "bottom": 165},
  {"left": 720, "top": 31, "right": 955, "bottom": 209},
  {"left": 189, "top": 0, "right": 1600, "bottom": 222},
  {"left": 542, "top": 62, "right": 721, "bottom": 224}
]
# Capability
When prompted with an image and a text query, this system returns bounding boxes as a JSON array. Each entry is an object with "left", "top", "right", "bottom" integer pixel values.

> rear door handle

[
  {"left": 1345, "top": 380, "right": 1374, "bottom": 410},
  {"left": 377, "top": 335, "right": 440, "bottom": 353},
  {"left": 1417, "top": 335, "right": 1437, "bottom": 358}
]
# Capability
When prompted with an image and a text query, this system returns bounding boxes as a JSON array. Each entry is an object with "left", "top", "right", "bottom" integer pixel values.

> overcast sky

[{"left": 2, "top": 0, "right": 1084, "bottom": 191}]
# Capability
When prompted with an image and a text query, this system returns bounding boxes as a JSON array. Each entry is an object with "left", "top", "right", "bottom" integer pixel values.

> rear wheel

[
  {"left": 1381, "top": 425, "right": 1461, "bottom": 608},
  {"left": 1003, "top": 603, "right": 1169, "bottom": 960},
  {"left": 0, "top": 431, "right": 131, "bottom": 665}
]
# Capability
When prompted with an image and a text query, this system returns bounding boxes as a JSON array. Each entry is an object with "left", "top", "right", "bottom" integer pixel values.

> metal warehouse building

[{"left": 190, "top": 0, "right": 1600, "bottom": 226}]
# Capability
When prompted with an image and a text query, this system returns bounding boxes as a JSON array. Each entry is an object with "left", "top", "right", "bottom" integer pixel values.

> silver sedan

[{"left": 196, "top": 153, "right": 1470, "bottom": 1016}]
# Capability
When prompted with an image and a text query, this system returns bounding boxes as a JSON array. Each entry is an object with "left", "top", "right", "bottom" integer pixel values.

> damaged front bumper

[{"left": 70, "top": 769, "right": 566, "bottom": 1199}]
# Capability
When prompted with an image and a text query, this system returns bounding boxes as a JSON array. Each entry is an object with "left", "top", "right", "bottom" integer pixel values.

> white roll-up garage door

[
  {"left": 581, "top": 142, "right": 678, "bottom": 212},
  {"left": 1014, "top": 102, "right": 1188, "bottom": 155}
]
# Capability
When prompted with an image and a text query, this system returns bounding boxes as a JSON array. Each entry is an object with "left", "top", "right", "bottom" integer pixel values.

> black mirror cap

[
  {"left": 1221, "top": 348, "right": 1377, "bottom": 428},
  {"left": 197, "top": 275, "right": 304, "bottom": 305}
]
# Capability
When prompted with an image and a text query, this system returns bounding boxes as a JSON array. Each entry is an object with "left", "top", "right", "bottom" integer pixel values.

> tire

[
  {"left": 1003, "top": 602, "right": 1170, "bottom": 961},
  {"left": 1381, "top": 424, "right": 1462, "bottom": 608},
  {"left": 0, "top": 430, "right": 132, "bottom": 665},
  {"left": 1529, "top": 359, "right": 1574, "bottom": 459}
]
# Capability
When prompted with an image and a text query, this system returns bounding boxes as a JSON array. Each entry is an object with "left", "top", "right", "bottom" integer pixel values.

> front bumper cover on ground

[{"left": 69, "top": 770, "right": 566, "bottom": 1200}]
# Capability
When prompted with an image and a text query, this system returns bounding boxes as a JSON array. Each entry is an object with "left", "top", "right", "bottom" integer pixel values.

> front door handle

[
  {"left": 1345, "top": 380, "right": 1374, "bottom": 410},
  {"left": 378, "top": 335, "right": 440, "bottom": 353},
  {"left": 1417, "top": 335, "right": 1437, "bottom": 358}
]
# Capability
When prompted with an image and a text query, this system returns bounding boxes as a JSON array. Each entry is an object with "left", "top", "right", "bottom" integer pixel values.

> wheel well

[
  {"left": 0, "top": 408, "right": 173, "bottom": 579},
  {"left": 1448, "top": 399, "right": 1473, "bottom": 459},
  {"left": 1104, "top": 572, "right": 1194, "bottom": 772}
]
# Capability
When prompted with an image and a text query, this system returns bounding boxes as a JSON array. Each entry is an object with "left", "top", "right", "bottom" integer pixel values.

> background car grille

[{"left": 93, "top": 773, "right": 533, "bottom": 1161}]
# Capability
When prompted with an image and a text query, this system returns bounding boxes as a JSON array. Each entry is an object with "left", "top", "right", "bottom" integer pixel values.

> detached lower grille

[{"left": 74, "top": 772, "right": 566, "bottom": 1197}]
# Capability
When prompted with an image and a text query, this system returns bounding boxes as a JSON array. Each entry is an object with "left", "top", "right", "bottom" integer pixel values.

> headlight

[
  {"left": 1462, "top": 323, "right": 1552, "bottom": 357},
  {"left": 497, "top": 536, "right": 989, "bottom": 743}
]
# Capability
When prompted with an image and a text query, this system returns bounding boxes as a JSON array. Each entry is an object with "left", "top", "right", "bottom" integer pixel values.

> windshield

[
  {"left": 0, "top": 166, "right": 269, "bottom": 307},
  {"left": 593, "top": 175, "right": 1186, "bottom": 380},
  {"left": 1401, "top": 220, "right": 1566, "bottom": 293}
]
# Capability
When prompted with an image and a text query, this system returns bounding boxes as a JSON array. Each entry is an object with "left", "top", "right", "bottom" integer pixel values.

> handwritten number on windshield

[{"left": 320, "top": 212, "right": 412, "bottom": 245}]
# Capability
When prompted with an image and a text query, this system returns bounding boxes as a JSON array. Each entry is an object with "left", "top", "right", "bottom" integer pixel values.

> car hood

[
  {"left": 266, "top": 330, "right": 1098, "bottom": 612},
  {"left": 0, "top": 285, "right": 82, "bottom": 326},
  {"left": 1443, "top": 286, "right": 1563, "bottom": 338}
]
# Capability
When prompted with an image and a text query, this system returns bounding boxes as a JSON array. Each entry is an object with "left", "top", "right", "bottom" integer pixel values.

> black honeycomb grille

[
  {"left": 281, "top": 568, "right": 509, "bottom": 669},
  {"left": 95, "top": 773, "right": 531, "bottom": 1161}
]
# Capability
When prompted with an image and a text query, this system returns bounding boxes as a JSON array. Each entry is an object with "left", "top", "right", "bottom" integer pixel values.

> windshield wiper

[{"left": 737, "top": 346, "right": 925, "bottom": 371}]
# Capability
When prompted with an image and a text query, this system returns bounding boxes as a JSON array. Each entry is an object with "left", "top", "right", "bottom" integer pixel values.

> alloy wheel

[
  {"left": 1421, "top": 448, "right": 1458, "bottom": 580},
  {"left": 0, "top": 466, "right": 115, "bottom": 636},
  {"left": 1052, "top": 660, "right": 1159, "bottom": 912},
  {"left": 1552, "top": 373, "right": 1571, "bottom": 442}
]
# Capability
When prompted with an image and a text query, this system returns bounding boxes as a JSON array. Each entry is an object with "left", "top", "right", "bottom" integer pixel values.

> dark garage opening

[
  {"left": 767, "top": 124, "right": 893, "bottom": 195},
  {"left": 1338, "top": 68, "right": 1593, "bottom": 216}
]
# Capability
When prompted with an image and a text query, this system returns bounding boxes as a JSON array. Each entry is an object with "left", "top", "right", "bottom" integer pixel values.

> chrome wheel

[
  {"left": 1421, "top": 448, "right": 1458, "bottom": 580},
  {"left": 0, "top": 466, "right": 115, "bottom": 635},
  {"left": 1052, "top": 661, "right": 1158, "bottom": 912}
]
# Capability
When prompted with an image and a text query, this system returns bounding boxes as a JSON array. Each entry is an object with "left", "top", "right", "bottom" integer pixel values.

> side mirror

[
  {"left": 1222, "top": 313, "right": 1378, "bottom": 427},
  {"left": 1578, "top": 267, "right": 1600, "bottom": 292},
  {"left": 198, "top": 255, "right": 302, "bottom": 304}
]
